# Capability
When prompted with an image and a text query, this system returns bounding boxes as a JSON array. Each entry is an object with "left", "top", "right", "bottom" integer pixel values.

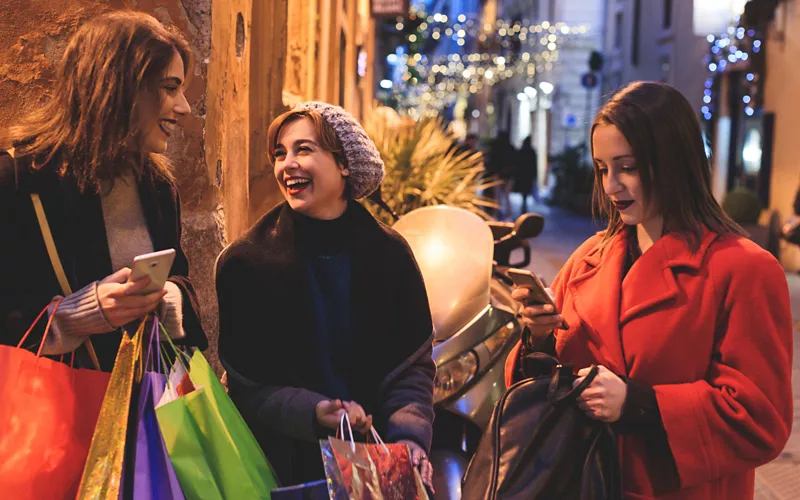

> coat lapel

[
  {"left": 566, "top": 228, "right": 719, "bottom": 375},
  {"left": 567, "top": 233, "right": 628, "bottom": 375},
  {"left": 619, "top": 242, "right": 679, "bottom": 325},
  {"left": 620, "top": 230, "right": 719, "bottom": 325}
]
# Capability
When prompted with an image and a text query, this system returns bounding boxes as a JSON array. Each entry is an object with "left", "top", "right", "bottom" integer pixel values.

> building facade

[{"left": 600, "top": 0, "right": 709, "bottom": 113}]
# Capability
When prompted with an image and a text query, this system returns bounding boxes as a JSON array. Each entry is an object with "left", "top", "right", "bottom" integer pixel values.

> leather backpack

[{"left": 461, "top": 353, "right": 622, "bottom": 500}]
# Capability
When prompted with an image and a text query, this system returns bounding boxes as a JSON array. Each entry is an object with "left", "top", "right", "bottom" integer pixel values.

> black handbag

[{"left": 461, "top": 353, "right": 622, "bottom": 500}]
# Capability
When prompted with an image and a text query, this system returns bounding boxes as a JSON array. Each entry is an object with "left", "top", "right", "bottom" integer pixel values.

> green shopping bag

[{"left": 155, "top": 343, "right": 279, "bottom": 499}]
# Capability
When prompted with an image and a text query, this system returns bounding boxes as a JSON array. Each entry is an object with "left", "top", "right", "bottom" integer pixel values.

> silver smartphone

[
  {"left": 507, "top": 268, "right": 569, "bottom": 330},
  {"left": 129, "top": 249, "right": 176, "bottom": 295}
]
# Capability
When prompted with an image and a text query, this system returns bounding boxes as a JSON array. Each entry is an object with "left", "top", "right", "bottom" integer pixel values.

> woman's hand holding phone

[
  {"left": 98, "top": 268, "right": 167, "bottom": 328},
  {"left": 511, "top": 287, "right": 565, "bottom": 337},
  {"left": 506, "top": 269, "right": 567, "bottom": 340}
]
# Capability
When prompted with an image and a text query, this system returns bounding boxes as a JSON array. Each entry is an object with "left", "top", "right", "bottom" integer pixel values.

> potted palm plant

[{"left": 362, "top": 107, "right": 500, "bottom": 225}]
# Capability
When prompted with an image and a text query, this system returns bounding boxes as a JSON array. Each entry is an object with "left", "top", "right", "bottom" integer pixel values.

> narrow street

[{"left": 509, "top": 195, "right": 800, "bottom": 499}]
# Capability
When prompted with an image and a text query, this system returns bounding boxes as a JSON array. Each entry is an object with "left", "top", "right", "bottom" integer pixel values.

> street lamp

[
  {"left": 538, "top": 81, "right": 554, "bottom": 95},
  {"left": 524, "top": 86, "right": 538, "bottom": 99}
]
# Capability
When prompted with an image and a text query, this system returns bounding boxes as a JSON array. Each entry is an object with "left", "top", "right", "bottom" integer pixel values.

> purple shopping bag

[{"left": 121, "top": 319, "right": 185, "bottom": 500}]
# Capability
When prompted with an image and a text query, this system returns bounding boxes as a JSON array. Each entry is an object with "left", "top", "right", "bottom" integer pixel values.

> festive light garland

[
  {"left": 382, "top": 5, "right": 590, "bottom": 116},
  {"left": 702, "top": 21, "right": 763, "bottom": 121}
]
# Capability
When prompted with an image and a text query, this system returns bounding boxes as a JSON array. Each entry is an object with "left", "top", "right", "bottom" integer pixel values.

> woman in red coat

[{"left": 505, "top": 81, "right": 793, "bottom": 499}]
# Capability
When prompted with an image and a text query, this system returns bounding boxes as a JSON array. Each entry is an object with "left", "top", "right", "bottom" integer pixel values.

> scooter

[{"left": 373, "top": 195, "right": 543, "bottom": 499}]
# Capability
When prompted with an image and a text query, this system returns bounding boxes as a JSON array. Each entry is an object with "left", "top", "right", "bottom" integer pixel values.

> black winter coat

[
  {"left": 216, "top": 201, "right": 436, "bottom": 486},
  {"left": 0, "top": 152, "right": 207, "bottom": 369}
]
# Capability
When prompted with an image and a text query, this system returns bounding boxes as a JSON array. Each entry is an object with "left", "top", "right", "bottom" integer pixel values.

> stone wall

[{"left": 0, "top": 0, "right": 226, "bottom": 372}]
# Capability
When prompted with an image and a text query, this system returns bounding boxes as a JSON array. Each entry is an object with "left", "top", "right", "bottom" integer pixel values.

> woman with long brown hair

[
  {"left": 506, "top": 81, "right": 792, "bottom": 499},
  {"left": 0, "top": 10, "right": 207, "bottom": 369}
]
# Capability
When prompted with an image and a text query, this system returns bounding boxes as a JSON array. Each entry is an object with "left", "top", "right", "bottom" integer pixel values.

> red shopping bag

[
  {"left": 320, "top": 415, "right": 429, "bottom": 500},
  {"left": 0, "top": 300, "right": 111, "bottom": 499}
]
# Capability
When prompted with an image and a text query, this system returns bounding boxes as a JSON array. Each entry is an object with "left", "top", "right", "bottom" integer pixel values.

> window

[
  {"left": 663, "top": 0, "right": 673, "bottom": 29},
  {"left": 614, "top": 12, "right": 623, "bottom": 49},
  {"left": 632, "top": 0, "right": 641, "bottom": 66}
]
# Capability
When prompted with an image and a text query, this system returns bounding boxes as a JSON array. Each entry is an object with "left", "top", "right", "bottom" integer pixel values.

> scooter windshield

[{"left": 393, "top": 206, "right": 493, "bottom": 340}]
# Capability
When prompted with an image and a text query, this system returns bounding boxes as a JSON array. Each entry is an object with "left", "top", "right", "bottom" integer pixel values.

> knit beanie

[{"left": 295, "top": 101, "right": 385, "bottom": 199}]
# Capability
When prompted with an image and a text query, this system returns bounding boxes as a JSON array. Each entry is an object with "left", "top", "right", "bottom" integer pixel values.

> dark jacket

[
  {"left": 0, "top": 152, "right": 207, "bottom": 369},
  {"left": 216, "top": 201, "right": 435, "bottom": 486}
]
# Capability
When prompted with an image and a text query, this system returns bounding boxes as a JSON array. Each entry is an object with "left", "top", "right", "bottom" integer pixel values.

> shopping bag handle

[
  {"left": 367, "top": 426, "right": 390, "bottom": 455},
  {"left": 17, "top": 299, "right": 101, "bottom": 370},
  {"left": 16, "top": 298, "right": 64, "bottom": 357},
  {"left": 147, "top": 315, "right": 178, "bottom": 377},
  {"left": 157, "top": 318, "right": 192, "bottom": 371},
  {"left": 144, "top": 314, "right": 162, "bottom": 373},
  {"left": 30, "top": 192, "right": 101, "bottom": 370},
  {"left": 339, "top": 412, "right": 356, "bottom": 452},
  {"left": 338, "top": 413, "right": 390, "bottom": 455},
  {"left": 130, "top": 316, "right": 148, "bottom": 382}
]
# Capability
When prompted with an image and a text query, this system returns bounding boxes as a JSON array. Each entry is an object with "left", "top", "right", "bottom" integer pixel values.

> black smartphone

[{"left": 507, "top": 268, "right": 569, "bottom": 330}]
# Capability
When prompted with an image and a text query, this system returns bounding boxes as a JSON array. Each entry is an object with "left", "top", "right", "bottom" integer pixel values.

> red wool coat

[{"left": 505, "top": 228, "right": 793, "bottom": 499}]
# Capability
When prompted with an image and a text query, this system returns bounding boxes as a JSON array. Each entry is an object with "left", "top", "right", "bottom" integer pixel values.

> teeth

[
  {"left": 160, "top": 120, "right": 175, "bottom": 134},
  {"left": 286, "top": 178, "right": 310, "bottom": 187}
]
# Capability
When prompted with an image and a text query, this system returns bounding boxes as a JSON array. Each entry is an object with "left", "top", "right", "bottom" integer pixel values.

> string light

[
  {"left": 701, "top": 17, "right": 762, "bottom": 122},
  {"left": 383, "top": 5, "right": 588, "bottom": 115}
]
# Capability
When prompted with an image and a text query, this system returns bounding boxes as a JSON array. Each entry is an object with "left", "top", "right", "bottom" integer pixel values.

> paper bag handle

[
  {"left": 338, "top": 413, "right": 390, "bottom": 455},
  {"left": 30, "top": 192, "right": 100, "bottom": 370},
  {"left": 16, "top": 298, "right": 64, "bottom": 357}
]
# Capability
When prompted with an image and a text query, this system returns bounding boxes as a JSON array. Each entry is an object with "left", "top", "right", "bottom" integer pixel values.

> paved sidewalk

[
  {"left": 508, "top": 196, "right": 800, "bottom": 498},
  {"left": 754, "top": 270, "right": 800, "bottom": 500}
]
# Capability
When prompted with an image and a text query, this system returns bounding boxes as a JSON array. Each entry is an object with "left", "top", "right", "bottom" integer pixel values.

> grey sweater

[{"left": 42, "top": 175, "right": 184, "bottom": 355}]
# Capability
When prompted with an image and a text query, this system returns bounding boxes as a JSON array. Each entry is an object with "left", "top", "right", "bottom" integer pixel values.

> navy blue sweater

[{"left": 295, "top": 210, "right": 354, "bottom": 402}]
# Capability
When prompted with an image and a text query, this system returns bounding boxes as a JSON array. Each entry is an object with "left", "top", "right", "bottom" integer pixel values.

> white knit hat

[{"left": 295, "top": 101, "right": 385, "bottom": 199}]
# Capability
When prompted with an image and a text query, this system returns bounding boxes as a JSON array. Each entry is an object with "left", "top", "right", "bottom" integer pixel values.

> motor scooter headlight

[
  {"left": 482, "top": 322, "right": 517, "bottom": 360},
  {"left": 434, "top": 351, "right": 478, "bottom": 403}
]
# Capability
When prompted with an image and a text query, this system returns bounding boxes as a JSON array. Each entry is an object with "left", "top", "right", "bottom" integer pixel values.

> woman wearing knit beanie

[{"left": 215, "top": 102, "right": 436, "bottom": 490}]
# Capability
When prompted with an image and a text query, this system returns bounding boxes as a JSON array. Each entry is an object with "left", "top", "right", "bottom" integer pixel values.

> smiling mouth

[
  {"left": 614, "top": 200, "right": 634, "bottom": 211},
  {"left": 159, "top": 119, "right": 176, "bottom": 137},
  {"left": 285, "top": 177, "right": 311, "bottom": 195}
]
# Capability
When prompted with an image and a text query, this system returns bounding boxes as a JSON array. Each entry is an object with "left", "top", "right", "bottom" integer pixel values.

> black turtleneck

[
  {"left": 292, "top": 204, "right": 354, "bottom": 257},
  {"left": 291, "top": 204, "right": 354, "bottom": 401}
]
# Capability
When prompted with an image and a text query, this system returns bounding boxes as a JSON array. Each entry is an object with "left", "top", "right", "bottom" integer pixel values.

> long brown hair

[
  {"left": 591, "top": 81, "right": 744, "bottom": 250},
  {"left": 1, "top": 11, "right": 192, "bottom": 191}
]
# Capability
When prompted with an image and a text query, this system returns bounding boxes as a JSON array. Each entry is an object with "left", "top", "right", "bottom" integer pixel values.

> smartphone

[
  {"left": 129, "top": 249, "right": 176, "bottom": 295},
  {"left": 506, "top": 268, "right": 569, "bottom": 330}
]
